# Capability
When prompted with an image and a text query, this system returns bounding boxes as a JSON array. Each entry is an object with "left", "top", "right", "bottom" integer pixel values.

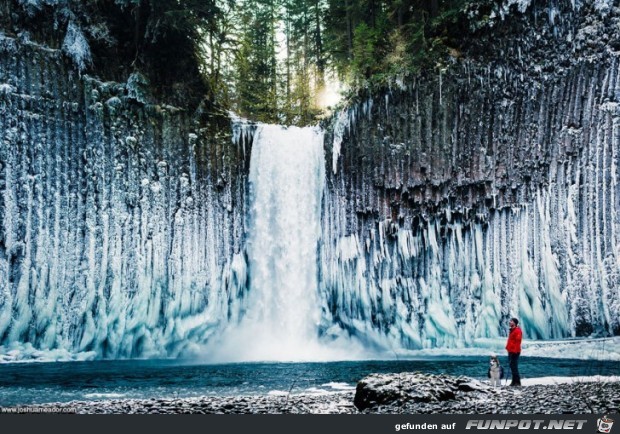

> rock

[
  {"left": 354, "top": 373, "right": 490, "bottom": 411},
  {"left": 456, "top": 378, "right": 486, "bottom": 392}
]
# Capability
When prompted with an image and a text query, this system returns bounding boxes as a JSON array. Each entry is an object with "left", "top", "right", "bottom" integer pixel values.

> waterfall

[
  {"left": 207, "top": 124, "right": 365, "bottom": 362},
  {"left": 245, "top": 124, "right": 324, "bottom": 359}
]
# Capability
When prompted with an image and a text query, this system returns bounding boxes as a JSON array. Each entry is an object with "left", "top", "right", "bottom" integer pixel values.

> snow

[
  {"left": 17, "top": 0, "right": 51, "bottom": 16},
  {"left": 0, "top": 83, "right": 16, "bottom": 96},
  {"left": 592, "top": 0, "right": 612, "bottom": 17},
  {"left": 83, "top": 393, "right": 128, "bottom": 399},
  {"left": 331, "top": 110, "right": 351, "bottom": 174},
  {"left": 302, "top": 388, "right": 335, "bottom": 396},
  {"left": 509, "top": 0, "right": 532, "bottom": 13},
  {"left": 320, "top": 382, "right": 356, "bottom": 391},
  {"left": 126, "top": 72, "right": 150, "bottom": 104},
  {"left": 105, "top": 96, "right": 122, "bottom": 109},
  {"left": 271, "top": 382, "right": 355, "bottom": 397},
  {"left": 393, "top": 337, "right": 620, "bottom": 361},
  {"left": 520, "top": 375, "right": 620, "bottom": 386},
  {"left": 62, "top": 21, "right": 91, "bottom": 72},
  {"left": 492, "top": 0, "right": 533, "bottom": 21}
]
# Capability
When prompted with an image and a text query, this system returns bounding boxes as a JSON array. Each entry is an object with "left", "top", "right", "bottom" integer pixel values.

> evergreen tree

[{"left": 234, "top": 0, "right": 279, "bottom": 122}]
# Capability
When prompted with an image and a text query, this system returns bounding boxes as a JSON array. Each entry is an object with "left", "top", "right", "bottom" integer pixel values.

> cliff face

[
  {"left": 0, "top": 35, "right": 248, "bottom": 358},
  {"left": 319, "top": 1, "right": 620, "bottom": 348}
]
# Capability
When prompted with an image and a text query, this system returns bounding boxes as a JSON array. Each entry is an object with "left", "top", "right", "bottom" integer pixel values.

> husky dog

[{"left": 488, "top": 355, "right": 504, "bottom": 387}]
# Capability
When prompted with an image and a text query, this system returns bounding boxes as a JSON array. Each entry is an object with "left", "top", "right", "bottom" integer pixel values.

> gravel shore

[{"left": 21, "top": 376, "right": 619, "bottom": 414}]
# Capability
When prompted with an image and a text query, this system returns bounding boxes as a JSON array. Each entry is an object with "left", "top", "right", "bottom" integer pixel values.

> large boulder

[{"left": 353, "top": 373, "right": 492, "bottom": 411}]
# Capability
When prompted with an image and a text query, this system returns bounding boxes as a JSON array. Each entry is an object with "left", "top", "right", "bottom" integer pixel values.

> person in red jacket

[{"left": 505, "top": 317, "right": 522, "bottom": 387}]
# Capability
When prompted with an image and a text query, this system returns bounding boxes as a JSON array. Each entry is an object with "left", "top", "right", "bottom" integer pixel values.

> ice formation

[{"left": 0, "top": 37, "right": 248, "bottom": 359}]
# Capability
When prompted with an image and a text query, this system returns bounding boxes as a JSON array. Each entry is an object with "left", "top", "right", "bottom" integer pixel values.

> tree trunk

[
  {"left": 285, "top": 4, "right": 291, "bottom": 121},
  {"left": 345, "top": 0, "right": 352, "bottom": 59},
  {"left": 314, "top": 0, "right": 324, "bottom": 88}
]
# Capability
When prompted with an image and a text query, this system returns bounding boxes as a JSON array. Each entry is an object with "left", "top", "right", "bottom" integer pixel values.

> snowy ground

[
  {"left": 519, "top": 375, "right": 620, "bottom": 386},
  {"left": 395, "top": 337, "right": 620, "bottom": 361}
]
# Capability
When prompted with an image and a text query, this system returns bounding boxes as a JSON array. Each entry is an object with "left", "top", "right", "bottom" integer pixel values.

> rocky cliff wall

[
  {"left": 319, "top": 0, "right": 620, "bottom": 349},
  {"left": 0, "top": 34, "right": 248, "bottom": 359}
]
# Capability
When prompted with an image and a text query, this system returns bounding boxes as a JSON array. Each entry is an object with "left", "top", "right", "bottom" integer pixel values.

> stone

[{"left": 353, "top": 373, "right": 493, "bottom": 411}]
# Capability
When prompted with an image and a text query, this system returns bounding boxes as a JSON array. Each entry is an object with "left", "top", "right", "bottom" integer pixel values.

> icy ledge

[
  {"left": 0, "top": 343, "right": 96, "bottom": 363},
  {"left": 393, "top": 337, "right": 620, "bottom": 361}
]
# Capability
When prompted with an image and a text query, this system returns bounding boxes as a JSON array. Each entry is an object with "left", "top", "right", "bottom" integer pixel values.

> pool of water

[{"left": 0, "top": 356, "right": 617, "bottom": 406}]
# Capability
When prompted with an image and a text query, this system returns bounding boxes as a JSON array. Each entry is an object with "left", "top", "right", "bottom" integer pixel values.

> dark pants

[{"left": 508, "top": 352, "right": 521, "bottom": 385}]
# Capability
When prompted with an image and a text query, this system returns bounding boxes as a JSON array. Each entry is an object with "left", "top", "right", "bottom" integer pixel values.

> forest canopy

[{"left": 2, "top": 0, "right": 478, "bottom": 124}]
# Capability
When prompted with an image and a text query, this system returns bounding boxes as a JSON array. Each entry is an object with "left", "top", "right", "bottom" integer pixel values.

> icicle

[
  {"left": 331, "top": 110, "right": 350, "bottom": 174},
  {"left": 230, "top": 111, "right": 254, "bottom": 156}
]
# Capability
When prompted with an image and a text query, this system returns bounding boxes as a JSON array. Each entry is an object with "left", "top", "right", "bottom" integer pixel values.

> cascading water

[
  {"left": 245, "top": 124, "right": 324, "bottom": 359},
  {"left": 207, "top": 124, "right": 364, "bottom": 362}
]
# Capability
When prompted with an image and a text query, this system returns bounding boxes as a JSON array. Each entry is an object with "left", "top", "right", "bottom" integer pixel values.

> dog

[{"left": 487, "top": 355, "right": 504, "bottom": 387}]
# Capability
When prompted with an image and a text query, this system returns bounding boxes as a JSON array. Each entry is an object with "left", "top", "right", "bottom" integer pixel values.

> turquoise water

[{"left": 0, "top": 357, "right": 617, "bottom": 406}]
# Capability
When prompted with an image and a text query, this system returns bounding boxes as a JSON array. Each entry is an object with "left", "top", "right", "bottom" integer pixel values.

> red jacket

[{"left": 506, "top": 326, "right": 522, "bottom": 353}]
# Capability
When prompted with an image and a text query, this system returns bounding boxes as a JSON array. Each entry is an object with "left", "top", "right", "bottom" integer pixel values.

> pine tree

[{"left": 234, "top": 0, "right": 279, "bottom": 122}]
